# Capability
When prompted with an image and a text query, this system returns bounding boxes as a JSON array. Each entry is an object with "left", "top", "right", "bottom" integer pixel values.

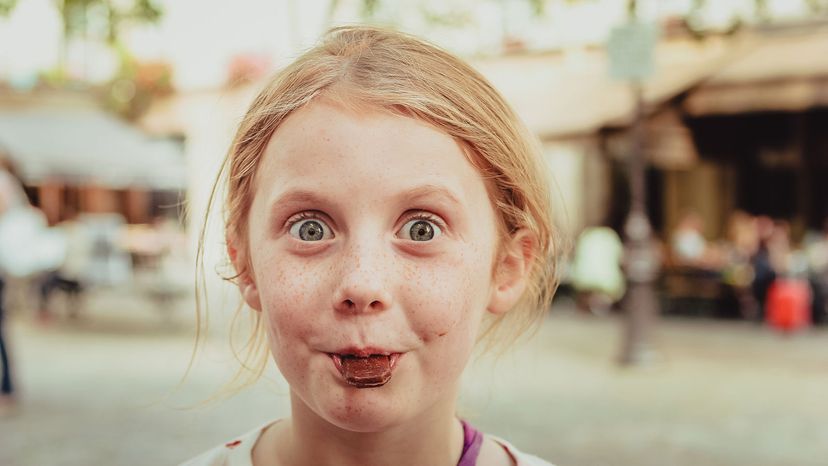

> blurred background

[{"left": 0, "top": 1, "right": 826, "bottom": 465}]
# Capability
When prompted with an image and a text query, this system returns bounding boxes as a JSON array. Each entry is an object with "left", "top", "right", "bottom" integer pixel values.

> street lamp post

[
  {"left": 607, "top": 6, "right": 661, "bottom": 366},
  {"left": 618, "top": 82, "right": 660, "bottom": 366}
]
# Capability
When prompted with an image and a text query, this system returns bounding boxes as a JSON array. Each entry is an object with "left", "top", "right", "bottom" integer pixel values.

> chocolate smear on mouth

[{"left": 338, "top": 354, "right": 392, "bottom": 388}]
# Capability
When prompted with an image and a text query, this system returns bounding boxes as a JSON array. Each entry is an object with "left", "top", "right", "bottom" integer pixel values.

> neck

[{"left": 262, "top": 392, "right": 465, "bottom": 466}]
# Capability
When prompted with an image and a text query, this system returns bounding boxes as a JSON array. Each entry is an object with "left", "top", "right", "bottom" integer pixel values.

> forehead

[{"left": 253, "top": 98, "right": 493, "bottom": 212}]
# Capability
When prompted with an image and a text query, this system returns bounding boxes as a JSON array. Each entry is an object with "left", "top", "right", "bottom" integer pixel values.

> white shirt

[{"left": 180, "top": 420, "right": 555, "bottom": 466}]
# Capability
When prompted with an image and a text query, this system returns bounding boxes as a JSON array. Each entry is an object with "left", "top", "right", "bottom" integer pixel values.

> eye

[
  {"left": 398, "top": 218, "right": 442, "bottom": 241},
  {"left": 288, "top": 218, "right": 333, "bottom": 241}
]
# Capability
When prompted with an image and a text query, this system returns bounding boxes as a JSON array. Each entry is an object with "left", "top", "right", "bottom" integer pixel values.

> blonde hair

[{"left": 197, "top": 25, "right": 561, "bottom": 393}]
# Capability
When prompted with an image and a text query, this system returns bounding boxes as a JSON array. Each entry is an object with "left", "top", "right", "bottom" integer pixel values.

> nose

[{"left": 332, "top": 238, "right": 393, "bottom": 314}]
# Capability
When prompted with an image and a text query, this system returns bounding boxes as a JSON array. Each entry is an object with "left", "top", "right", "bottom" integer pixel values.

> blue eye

[
  {"left": 399, "top": 219, "right": 441, "bottom": 241},
  {"left": 289, "top": 219, "right": 333, "bottom": 241}
]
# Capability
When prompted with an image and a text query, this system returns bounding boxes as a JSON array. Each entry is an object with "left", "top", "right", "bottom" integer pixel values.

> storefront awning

[
  {"left": 471, "top": 35, "right": 740, "bottom": 139},
  {"left": 0, "top": 106, "right": 186, "bottom": 190},
  {"left": 684, "top": 27, "right": 828, "bottom": 116}
]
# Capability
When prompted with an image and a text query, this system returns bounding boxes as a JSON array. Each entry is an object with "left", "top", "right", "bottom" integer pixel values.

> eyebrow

[
  {"left": 397, "top": 184, "right": 464, "bottom": 208},
  {"left": 268, "top": 184, "right": 463, "bottom": 214},
  {"left": 270, "top": 189, "right": 331, "bottom": 209},
  {"left": 267, "top": 190, "right": 334, "bottom": 222}
]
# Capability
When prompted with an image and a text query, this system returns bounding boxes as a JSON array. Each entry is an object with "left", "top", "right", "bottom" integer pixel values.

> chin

[
  {"left": 325, "top": 412, "right": 399, "bottom": 433},
  {"left": 319, "top": 384, "right": 410, "bottom": 433}
]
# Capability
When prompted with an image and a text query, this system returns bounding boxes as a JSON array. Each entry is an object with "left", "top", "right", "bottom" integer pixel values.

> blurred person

[
  {"left": 181, "top": 27, "right": 559, "bottom": 465},
  {"left": 0, "top": 163, "right": 25, "bottom": 413},
  {"left": 725, "top": 210, "right": 759, "bottom": 259},
  {"left": 36, "top": 208, "right": 89, "bottom": 320},
  {"left": 768, "top": 220, "right": 792, "bottom": 276},
  {"left": 721, "top": 210, "right": 759, "bottom": 319},
  {"left": 803, "top": 219, "right": 828, "bottom": 272},
  {"left": 128, "top": 215, "right": 191, "bottom": 313},
  {"left": 0, "top": 157, "right": 66, "bottom": 412},
  {"left": 151, "top": 216, "right": 190, "bottom": 286},
  {"left": 804, "top": 218, "right": 828, "bottom": 324},
  {"left": 762, "top": 221, "right": 814, "bottom": 332},
  {"left": 83, "top": 213, "right": 132, "bottom": 287},
  {"left": 569, "top": 225, "right": 625, "bottom": 315},
  {"left": 670, "top": 211, "right": 714, "bottom": 268},
  {"left": 750, "top": 216, "right": 780, "bottom": 322},
  {"left": 668, "top": 211, "right": 724, "bottom": 317}
]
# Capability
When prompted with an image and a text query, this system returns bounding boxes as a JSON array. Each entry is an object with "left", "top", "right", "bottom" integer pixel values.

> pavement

[{"left": 1, "top": 287, "right": 826, "bottom": 466}]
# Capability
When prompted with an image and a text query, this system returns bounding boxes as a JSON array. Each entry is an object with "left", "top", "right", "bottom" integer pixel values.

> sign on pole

[{"left": 607, "top": 21, "right": 658, "bottom": 81}]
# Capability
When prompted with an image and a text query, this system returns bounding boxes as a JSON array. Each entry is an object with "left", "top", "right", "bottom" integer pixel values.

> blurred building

[
  {"left": 0, "top": 90, "right": 187, "bottom": 226},
  {"left": 472, "top": 33, "right": 736, "bottom": 236},
  {"left": 485, "top": 20, "right": 828, "bottom": 243},
  {"left": 594, "top": 21, "right": 828, "bottom": 241},
  {"left": 678, "top": 22, "right": 828, "bottom": 239}
]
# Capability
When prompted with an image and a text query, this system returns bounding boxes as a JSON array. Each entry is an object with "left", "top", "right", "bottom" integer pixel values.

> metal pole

[{"left": 619, "top": 82, "right": 661, "bottom": 366}]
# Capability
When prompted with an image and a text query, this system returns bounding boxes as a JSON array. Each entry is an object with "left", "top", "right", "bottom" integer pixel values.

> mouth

[{"left": 328, "top": 351, "right": 402, "bottom": 388}]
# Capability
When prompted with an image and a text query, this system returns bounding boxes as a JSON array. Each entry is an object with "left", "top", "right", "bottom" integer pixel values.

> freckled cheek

[
  {"left": 403, "top": 256, "right": 491, "bottom": 342},
  {"left": 256, "top": 262, "right": 330, "bottom": 384},
  {"left": 256, "top": 259, "right": 325, "bottom": 343}
]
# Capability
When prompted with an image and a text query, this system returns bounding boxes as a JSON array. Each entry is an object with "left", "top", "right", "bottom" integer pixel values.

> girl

[{"left": 183, "top": 26, "right": 560, "bottom": 466}]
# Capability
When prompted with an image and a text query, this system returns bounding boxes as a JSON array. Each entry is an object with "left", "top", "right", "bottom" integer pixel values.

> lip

[
  {"left": 326, "top": 350, "right": 404, "bottom": 381},
  {"left": 330, "top": 347, "right": 400, "bottom": 358}
]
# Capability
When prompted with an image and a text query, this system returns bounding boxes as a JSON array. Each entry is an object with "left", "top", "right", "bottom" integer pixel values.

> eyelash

[
  {"left": 284, "top": 211, "right": 327, "bottom": 229},
  {"left": 401, "top": 211, "right": 445, "bottom": 232},
  {"left": 283, "top": 211, "right": 446, "bottom": 234}
]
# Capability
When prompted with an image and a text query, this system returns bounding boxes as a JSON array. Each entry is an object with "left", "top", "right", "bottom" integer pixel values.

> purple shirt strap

[{"left": 457, "top": 419, "right": 484, "bottom": 466}]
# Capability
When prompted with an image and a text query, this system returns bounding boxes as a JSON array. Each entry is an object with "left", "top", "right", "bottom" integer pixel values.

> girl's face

[{"left": 235, "top": 98, "right": 526, "bottom": 432}]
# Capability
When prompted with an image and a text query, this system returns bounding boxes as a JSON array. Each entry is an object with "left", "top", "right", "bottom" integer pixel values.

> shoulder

[
  {"left": 178, "top": 422, "right": 275, "bottom": 466},
  {"left": 488, "top": 435, "right": 556, "bottom": 466}
]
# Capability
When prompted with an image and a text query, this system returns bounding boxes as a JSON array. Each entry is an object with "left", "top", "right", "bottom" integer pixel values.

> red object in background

[{"left": 766, "top": 279, "right": 812, "bottom": 332}]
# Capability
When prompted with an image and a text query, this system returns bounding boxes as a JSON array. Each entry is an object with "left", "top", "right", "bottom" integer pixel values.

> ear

[
  {"left": 487, "top": 229, "right": 537, "bottom": 315},
  {"left": 227, "top": 233, "right": 262, "bottom": 312}
]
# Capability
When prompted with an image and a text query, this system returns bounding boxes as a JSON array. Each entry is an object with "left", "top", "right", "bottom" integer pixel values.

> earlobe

[
  {"left": 487, "top": 229, "right": 536, "bottom": 315},
  {"left": 239, "top": 278, "right": 262, "bottom": 312},
  {"left": 227, "top": 236, "right": 262, "bottom": 312}
]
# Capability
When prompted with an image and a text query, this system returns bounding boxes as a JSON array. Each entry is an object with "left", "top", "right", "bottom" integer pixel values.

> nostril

[{"left": 334, "top": 294, "right": 390, "bottom": 313}]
